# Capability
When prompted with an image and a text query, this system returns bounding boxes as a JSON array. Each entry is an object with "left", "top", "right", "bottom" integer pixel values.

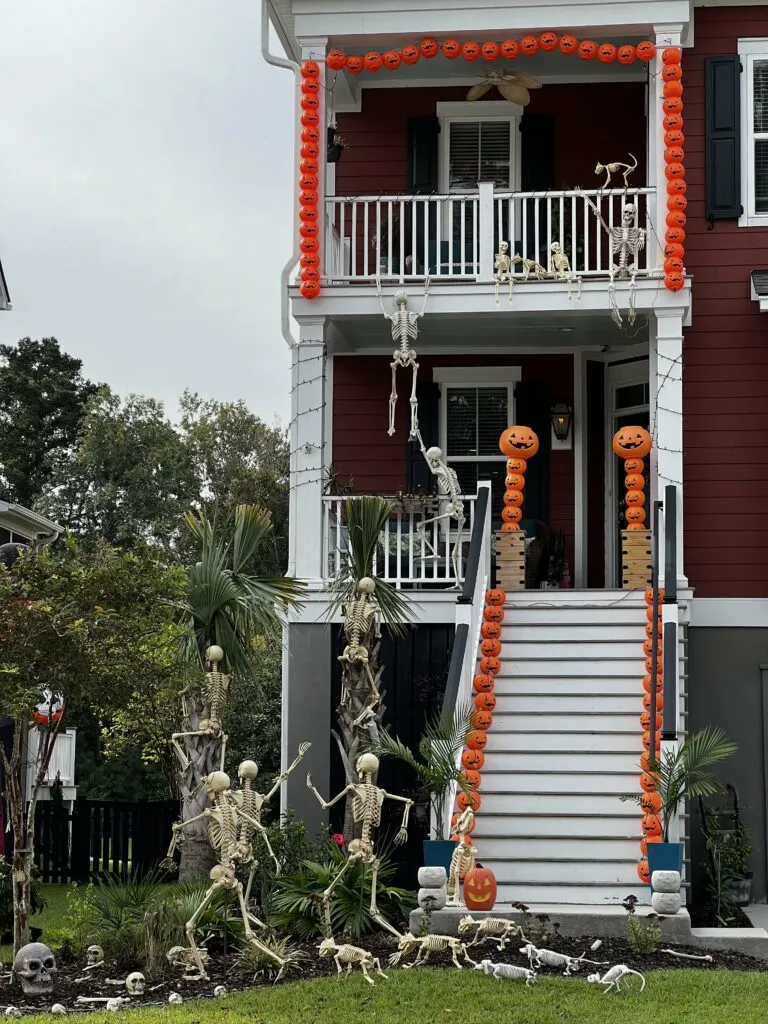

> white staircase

[{"left": 474, "top": 590, "right": 653, "bottom": 905}]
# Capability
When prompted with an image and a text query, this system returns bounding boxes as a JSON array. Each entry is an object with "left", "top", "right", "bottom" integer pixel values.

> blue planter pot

[
  {"left": 647, "top": 841, "right": 684, "bottom": 887},
  {"left": 422, "top": 840, "right": 455, "bottom": 875}
]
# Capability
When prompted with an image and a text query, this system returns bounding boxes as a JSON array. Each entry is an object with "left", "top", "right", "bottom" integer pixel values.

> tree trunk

[{"left": 177, "top": 695, "right": 222, "bottom": 880}]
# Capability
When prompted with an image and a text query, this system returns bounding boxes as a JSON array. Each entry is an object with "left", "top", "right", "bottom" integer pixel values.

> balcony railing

[
  {"left": 323, "top": 492, "right": 479, "bottom": 588},
  {"left": 325, "top": 183, "right": 656, "bottom": 284}
]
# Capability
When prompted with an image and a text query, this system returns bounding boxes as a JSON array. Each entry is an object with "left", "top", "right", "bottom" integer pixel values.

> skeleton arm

[
  {"left": 263, "top": 742, "right": 312, "bottom": 803},
  {"left": 576, "top": 187, "right": 609, "bottom": 234},
  {"left": 237, "top": 811, "right": 280, "bottom": 871},
  {"left": 375, "top": 276, "right": 391, "bottom": 319},
  {"left": 306, "top": 774, "right": 354, "bottom": 810},
  {"left": 417, "top": 276, "right": 430, "bottom": 316},
  {"left": 383, "top": 792, "right": 414, "bottom": 843}
]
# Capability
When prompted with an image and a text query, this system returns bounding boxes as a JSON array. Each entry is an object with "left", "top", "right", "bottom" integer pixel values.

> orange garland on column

[
  {"left": 662, "top": 47, "right": 685, "bottom": 293},
  {"left": 637, "top": 586, "right": 664, "bottom": 879},
  {"left": 299, "top": 61, "right": 322, "bottom": 299}
]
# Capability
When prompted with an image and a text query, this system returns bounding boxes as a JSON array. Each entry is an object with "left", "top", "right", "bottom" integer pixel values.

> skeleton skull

[
  {"left": 238, "top": 759, "right": 258, "bottom": 782},
  {"left": 622, "top": 204, "right": 636, "bottom": 226},
  {"left": 125, "top": 972, "right": 145, "bottom": 996},
  {"left": 168, "top": 993, "right": 183, "bottom": 1005},
  {"left": 357, "top": 576, "right": 376, "bottom": 596},
  {"left": 356, "top": 752, "right": 379, "bottom": 776},
  {"left": 86, "top": 945, "right": 104, "bottom": 967},
  {"left": 13, "top": 942, "right": 58, "bottom": 996},
  {"left": 51, "top": 1006, "right": 67, "bottom": 1015},
  {"left": 204, "top": 770, "right": 230, "bottom": 795},
  {"left": 393, "top": 289, "right": 408, "bottom": 309}
]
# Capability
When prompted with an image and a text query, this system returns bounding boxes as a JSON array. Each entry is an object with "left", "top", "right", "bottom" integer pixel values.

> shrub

[{"left": 232, "top": 935, "right": 308, "bottom": 981}]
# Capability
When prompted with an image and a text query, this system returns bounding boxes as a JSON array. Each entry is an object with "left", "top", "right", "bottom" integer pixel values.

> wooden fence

[{"left": 34, "top": 799, "right": 177, "bottom": 883}]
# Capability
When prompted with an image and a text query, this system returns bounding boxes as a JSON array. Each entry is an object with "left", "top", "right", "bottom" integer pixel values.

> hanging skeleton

[
  {"left": 446, "top": 808, "right": 476, "bottom": 905},
  {"left": 549, "top": 242, "right": 582, "bottom": 302},
  {"left": 306, "top": 752, "right": 413, "bottom": 938},
  {"left": 338, "top": 577, "right": 382, "bottom": 727},
  {"left": 377, "top": 278, "right": 429, "bottom": 438},
  {"left": 413, "top": 434, "right": 466, "bottom": 585},
  {"left": 578, "top": 190, "right": 646, "bottom": 327},
  {"left": 494, "top": 241, "right": 512, "bottom": 304},
  {"left": 171, "top": 646, "right": 229, "bottom": 773}
]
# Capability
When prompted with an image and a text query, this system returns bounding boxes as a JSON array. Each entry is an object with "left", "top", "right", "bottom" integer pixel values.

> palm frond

[{"left": 231, "top": 504, "right": 274, "bottom": 575}]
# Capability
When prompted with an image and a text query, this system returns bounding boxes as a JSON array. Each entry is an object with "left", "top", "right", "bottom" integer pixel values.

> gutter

[{"left": 261, "top": 0, "right": 301, "bottom": 349}]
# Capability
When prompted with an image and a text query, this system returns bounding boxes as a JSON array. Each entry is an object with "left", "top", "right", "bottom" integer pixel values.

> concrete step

[
  {"left": 473, "top": 814, "right": 640, "bottom": 838},
  {"left": 495, "top": 882, "right": 649, "bottom": 906},
  {"left": 479, "top": 751, "right": 638, "bottom": 773},
  {"left": 491, "top": 693, "right": 644, "bottom": 714},
  {"left": 479, "top": 772, "right": 636, "bottom": 796},
  {"left": 473, "top": 836, "right": 642, "bottom": 860}
]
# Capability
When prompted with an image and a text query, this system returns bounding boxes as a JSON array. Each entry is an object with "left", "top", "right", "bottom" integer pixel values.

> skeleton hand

[
  {"left": 394, "top": 827, "right": 408, "bottom": 846},
  {"left": 160, "top": 857, "right": 178, "bottom": 874},
  {"left": 298, "top": 742, "right": 311, "bottom": 757},
  {"left": 306, "top": 772, "right": 313, "bottom": 788}
]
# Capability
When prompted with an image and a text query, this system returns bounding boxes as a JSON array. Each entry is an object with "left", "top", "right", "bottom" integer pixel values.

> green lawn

[
  {"left": 18, "top": 968, "right": 768, "bottom": 1023},
  {"left": 0, "top": 883, "right": 71, "bottom": 963}
]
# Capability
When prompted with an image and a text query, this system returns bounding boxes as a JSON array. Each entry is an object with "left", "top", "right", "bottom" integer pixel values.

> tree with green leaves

[{"left": 0, "top": 337, "right": 99, "bottom": 506}]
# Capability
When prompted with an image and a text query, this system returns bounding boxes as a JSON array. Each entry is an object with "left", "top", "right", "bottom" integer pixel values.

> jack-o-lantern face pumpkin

[
  {"left": 474, "top": 691, "right": 496, "bottom": 712},
  {"left": 462, "top": 769, "right": 482, "bottom": 790},
  {"left": 502, "top": 506, "right": 522, "bottom": 526},
  {"left": 299, "top": 206, "right": 319, "bottom": 223},
  {"left": 300, "top": 266, "right": 320, "bottom": 282},
  {"left": 442, "top": 38, "right": 461, "bottom": 59},
  {"left": 299, "top": 172, "right": 318, "bottom": 191},
  {"left": 613, "top": 426, "right": 652, "bottom": 459},
  {"left": 641, "top": 813, "right": 663, "bottom": 838},
  {"left": 364, "top": 51, "right": 383, "bottom": 72},
  {"left": 664, "top": 256, "right": 684, "bottom": 275},
  {"left": 300, "top": 280, "right": 320, "bottom": 299},
  {"left": 641, "top": 835, "right": 662, "bottom": 857},
  {"left": 500, "top": 425, "right": 539, "bottom": 458},
  {"left": 665, "top": 161, "right": 685, "bottom": 179},
  {"left": 299, "top": 220, "right": 319, "bottom": 239},
  {"left": 668, "top": 194, "right": 688, "bottom": 212},
  {"left": 598, "top": 43, "right": 617, "bottom": 63},
  {"left": 637, "top": 858, "right": 651, "bottom": 884},
  {"left": 640, "top": 750, "right": 654, "bottom": 772},
  {"left": 382, "top": 50, "right": 401, "bottom": 70},
  {"left": 506, "top": 457, "right": 526, "bottom": 473},
  {"left": 665, "top": 271, "right": 685, "bottom": 292},
  {"left": 466, "top": 730, "right": 488, "bottom": 751},
  {"left": 636, "top": 41, "right": 657, "bottom": 62},
  {"left": 627, "top": 522, "right": 646, "bottom": 531},
  {"left": 663, "top": 46, "right": 682, "bottom": 65},
  {"left": 645, "top": 622, "right": 657, "bottom": 638},
  {"left": 578, "top": 40, "right": 597, "bottom": 60},
  {"left": 480, "top": 637, "right": 502, "bottom": 658},
  {"left": 302, "top": 60, "right": 320, "bottom": 78},
  {"left": 520, "top": 35, "right": 539, "bottom": 55},
  {"left": 462, "top": 41, "right": 480, "bottom": 61},
  {"left": 665, "top": 128, "right": 685, "bottom": 147},
  {"left": 302, "top": 78, "right": 320, "bottom": 95},
  {"left": 505, "top": 472, "right": 525, "bottom": 490},
  {"left": 624, "top": 472, "right": 645, "bottom": 491},
  {"left": 667, "top": 210, "right": 687, "bottom": 228},
  {"left": 643, "top": 731, "right": 662, "bottom": 753},
  {"left": 473, "top": 673, "right": 495, "bottom": 694},
  {"left": 481, "top": 41, "right": 499, "bottom": 61},
  {"left": 326, "top": 49, "right": 347, "bottom": 72},
  {"left": 626, "top": 505, "right": 646, "bottom": 523},
  {"left": 485, "top": 588, "right": 506, "bottom": 607},
  {"left": 668, "top": 177, "right": 687, "bottom": 196},
  {"left": 346, "top": 55, "right": 364, "bottom": 74},
  {"left": 639, "top": 773, "right": 658, "bottom": 795},
  {"left": 641, "top": 790, "right": 663, "bottom": 813},
  {"left": 643, "top": 690, "right": 664, "bottom": 712},
  {"left": 663, "top": 63, "right": 683, "bottom": 82},
  {"left": 480, "top": 620, "right": 502, "bottom": 641},
  {"left": 471, "top": 708, "right": 493, "bottom": 731},
  {"left": 401, "top": 45, "right": 420, "bottom": 65},
  {"left": 420, "top": 38, "right": 439, "bottom": 58},
  {"left": 299, "top": 190, "right": 319, "bottom": 208},
  {"left": 500, "top": 39, "right": 519, "bottom": 59},
  {"left": 479, "top": 655, "right": 501, "bottom": 676},
  {"left": 663, "top": 80, "right": 683, "bottom": 99},
  {"left": 640, "top": 710, "right": 662, "bottom": 732},
  {"left": 301, "top": 109, "right": 320, "bottom": 128},
  {"left": 501, "top": 521, "right": 520, "bottom": 532},
  {"left": 300, "top": 141, "right": 320, "bottom": 160},
  {"left": 664, "top": 97, "right": 683, "bottom": 115},
  {"left": 300, "top": 154, "right": 318, "bottom": 174},
  {"left": 300, "top": 235, "right": 320, "bottom": 254},
  {"left": 617, "top": 44, "right": 636, "bottom": 65},
  {"left": 503, "top": 489, "right": 524, "bottom": 508},
  {"left": 666, "top": 225, "right": 685, "bottom": 244},
  {"left": 665, "top": 145, "right": 685, "bottom": 164},
  {"left": 301, "top": 125, "right": 320, "bottom": 144},
  {"left": 484, "top": 605, "right": 505, "bottom": 624},
  {"left": 462, "top": 748, "right": 484, "bottom": 772},
  {"left": 664, "top": 112, "right": 684, "bottom": 132},
  {"left": 300, "top": 252, "right": 319, "bottom": 270},
  {"left": 457, "top": 790, "right": 481, "bottom": 813},
  {"left": 625, "top": 489, "right": 645, "bottom": 507},
  {"left": 539, "top": 31, "right": 558, "bottom": 52},
  {"left": 463, "top": 864, "right": 497, "bottom": 911},
  {"left": 643, "top": 638, "right": 663, "bottom": 658},
  {"left": 624, "top": 457, "right": 644, "bottom": 474}
]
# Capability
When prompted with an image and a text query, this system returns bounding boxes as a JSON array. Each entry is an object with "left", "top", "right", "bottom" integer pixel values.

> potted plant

[
  {"left": 626, "top": 728, "right": 737, "bottom": 879},
  {"left": 327, "top": 124, "right": 347, "bottom": 164},
  {"left": 545, "top": 529, "right": 566, "bottom": 589},
  {"left": 699, "top": 785, "right": 753, "bottom": 909},
  {"left": 373, "top": 703, "right": 475, "bottom": 874}
]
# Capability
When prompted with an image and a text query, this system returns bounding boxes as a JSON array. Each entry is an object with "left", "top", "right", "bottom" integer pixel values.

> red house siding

[
  {"left": 336, "top": 84, "right": 647, "bottom": 195},
  {"left": 684, "top": 7, "right": 768, "bottom": 597},
  {"left": 332, "top": 354, "right": 576, "bottom": 568}
]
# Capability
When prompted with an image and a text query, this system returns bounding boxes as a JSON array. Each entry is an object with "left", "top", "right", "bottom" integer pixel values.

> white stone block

[
  {"left": 418, "top": 866, "right": 447, "bottom": 887},
  {"left": 417, "top": 887, "right": 447, "bottom": 911},
  {"left": 651, "top": 870, "right": 681, "bottom": 893},
  {"left": 652, "top": 892, "right": 682, "bottom": 915}
]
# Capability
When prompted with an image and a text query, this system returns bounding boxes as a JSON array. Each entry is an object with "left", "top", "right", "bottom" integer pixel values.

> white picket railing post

[{"left": 478, "top": 183, "right": 495, "bottom": 282}]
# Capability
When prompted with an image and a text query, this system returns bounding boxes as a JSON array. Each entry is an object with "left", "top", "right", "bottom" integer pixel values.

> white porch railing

[
  {"left": 322, "top": 493, "right": 478, "bottom": 588},
  {"left": 325, "top": 184, "right": 656, "bottom": 284}
]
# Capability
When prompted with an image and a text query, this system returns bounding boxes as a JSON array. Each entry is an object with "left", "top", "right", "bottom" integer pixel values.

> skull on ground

[
  {"left": 125, "top": 972, "right": 145, "bottom": 996},
  {"left": 86, "top": 945, "right": 104, "bottom": 967},
  {"left": 13, "top": 942, "right": 58, "bottom": 996}
]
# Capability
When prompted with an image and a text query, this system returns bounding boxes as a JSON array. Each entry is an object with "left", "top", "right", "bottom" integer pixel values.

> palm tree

[{"left": 174, "top": 504, "right": 304, "bottom": 879}]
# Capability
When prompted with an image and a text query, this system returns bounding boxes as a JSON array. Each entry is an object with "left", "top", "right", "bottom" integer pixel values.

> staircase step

[
  {"left": 499, "top": 623, "right": 648, "bottom": 642},
  {"left": 487, "top": 712, "right": 642, "bottom": 732},
  {"left": 473, "top": 814, "right": 640, "bottom": 838},
  {"left": 484, "top": 731, "right": 641, "bottom": 752},
  {"left": 495, "top": 661, "right": 645, "bottom": 678},
  {"left": 479, "top": 773, "right": 635, "bottom": 795},
  {"left": 491, "top": 882, "right": 650, "bottom": 905},
  {"left": 489, "top": 675, "right": 644, "bottom": 697},
  {"left": 491, "top": 693, "right": 643, "bottom": 714},
  {"left": 473, "top": 837, "right": 642, "bottom": 860},
  {"left": 495, "top": 641, "right": 646, "bottom": 661},
  {"left": 479, "top": 793, "right": 638, "bottom": 814},
  {"left": 479, "top": 751, "right": 638, "bottom": 773},
  {"left": 487, "top": 859, "right": 643, "bottom": 885}
]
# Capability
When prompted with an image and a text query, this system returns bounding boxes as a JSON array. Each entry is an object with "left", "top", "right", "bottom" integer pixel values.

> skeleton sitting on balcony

[
  {"left": 376, "top": 278, "right": 429, "bottom": 439},
  {"left": 549, "top": 242, "right": 582, "bottom": 302},
  {"left": 578, "top": 190, "right": 646, "bottom": 327},
  {"left": 413, "top": 433, "right": 466, "bottom": 585},
  {"left": 338, "top": 577, "right": 382, "bottom": 727}
]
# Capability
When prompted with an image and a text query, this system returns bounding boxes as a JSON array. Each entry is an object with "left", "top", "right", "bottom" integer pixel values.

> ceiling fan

[{"left": 466, "top": 66, "right": 543, "bottom": 106}]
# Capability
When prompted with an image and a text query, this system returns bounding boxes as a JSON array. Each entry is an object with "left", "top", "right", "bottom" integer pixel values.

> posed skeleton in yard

[
  {"left": 587, "top": 964, "right": 646, "bottom": 993},
  {"left": 413, "top": 433, "right": 466, "bottom": 585},
  {"left": 474, "top": 959, "right": 537, "bottom": 985},
  {"left": 494, "top": 241, "right": 512, "bottom": 304},
  {"left": 458, "top": 915, "right": 527, "bottom": 951},
  {"left": 549, "top": 242, "right": 582, "bottom": 301},
  {"left": 318, "top": 938, "right": 389, "bottom": 986},
  {"left": 171, "top": 646, "right": 229, "bottom": 773},
  {"left": 389, "top": 933, "right": 477, "bottom": 970},
  {"left": 520, "top": 943, "right": 607, "bottom": 975},
  {"left": 338, "top": 577, "right": 382, "bottom": 727},
  {"left": 377, "top": 278, "right": 429, "bottom": 438},
  {"left": 307, "top": 752, "right": 413, "bottom": 938},
  {"left": 446, "top": 808, "right": 476, "bottom": 905},
  {"left": 578, "top": 189, "right": 646, "bottom": 327}
]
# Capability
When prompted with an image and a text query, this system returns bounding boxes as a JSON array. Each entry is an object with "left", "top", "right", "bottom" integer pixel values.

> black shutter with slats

[
  {"left": 407, "top": 116, "right": 440, "bottom": 194},
  {"left": 406, "top": 381, "right": 440, "bottom": 492},
  {"left": 514, "top": 380, "right": 549, "bottom": 526},
  {"left": 519, "top": 114, "right": 555, "bottom": 261},
  {"left": 705, "top": 55, "right": 742, "bottom": 219}
]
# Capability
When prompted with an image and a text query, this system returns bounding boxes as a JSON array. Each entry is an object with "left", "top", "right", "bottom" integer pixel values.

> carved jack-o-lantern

[
  {"left": 442, "top": 39, "right": 462, "bottom": 59},
  {"left": 363, "top": 51, "right": 383, "bottom": 72},
  {"left": 479, "top": 655, "right": 501, "bottom": 676},
  {"left": 474, "top": 691, "right": 496, "bottom": 712},
  {"left": 480, "top": 637, "right": 502, "bottom": 658},
  {"left": 613, "top": 426, "right": 652, "bottom": 459},
  {"left": 505, "top": 472, "right": 525, "bottom": 490},
  {"left": 382, "top": 50, "right": 401, "bottom": 70},
  {"left": 500, "top": 425, "right": 540, "bottom": 458},
  {"left": 617, "top": 44, "right": 636, "bottom": 65},
  {"left": 503, "top": 489, "right": 524, "bottom": 508},
  {"left": 502, "top": 506, "right": 522, "bottom": 526},
  {"left": 636, "top": 41, "right": 657, "bottom": 62},
  {"left": 326, "top": 49, "right": 347, "bottom": 71},
  {"left": 485, "top": 588, "right": 506, "bottom": 606},
  {"left": 559, "top": 34, "right": 579, "bottom": 55},
  {"left": 598, "top": 43, "right": 617, "bottom": 63},
  {"left": 401, "top": 45, "right": 420, "bottom": 65},
  {"left": 500, "top": 39, "right": 519, "bottom": 59},
  {"left": 480, "top": 620, "right": 502, "bottom": 641},
  {"left": 624, "top": 473, "right": 645, "bottom": 491},
  {"left": 481, "top": 41, "right": 499, "bottom": 61},
  {"left": 539, "top": 32, "right": 558, "bottom": 52},
  {"left": 462, "top": 41, "right": 480, "bottom": 61},
  {"left": 641, "top": 813, "right": 663, "bottom": 838},
  {"left": 637, "top": 858, "right": 651, "bottom": 884},
  {"left": 665, "top": 271, "right": 685, "bottom": 292},
  {"left": 457, "top": 790, "right": 481, "bottom": 813},
  {"left": 624, "top": 458, "right": 644, "bottom": 474},
  {"left": 639, "top": 773, "right": 658, "bottom": 795},
  {"left": 473, "top": 673, "right": 495, "bottom": 694},
  {"left": 578, "top": 40, "right": 597, "bottom": 60},
  {"left": 461, "top": 748, "right": 484, "bottom": 772},
  {"left": 483, "top": 605, "right": 505, "bottom": 624},
  {"left": 346, "top": 55, "right": 364, "bottom": 74},
  {"left": 463, "top": 864, "right": 497, "bottom": 911},
  {"left": 300, "top": 280, "right": 320, "bottom": 299},
  {"left": 520, "top": 35, "right": 539, "bottom": 55},
  {"left": 466, "top": 730, "right": 488, "bottom": 751}
]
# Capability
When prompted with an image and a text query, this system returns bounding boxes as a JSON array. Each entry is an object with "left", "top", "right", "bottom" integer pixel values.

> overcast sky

[{"left": 0, "top": 0, "right": 294, "bottom": 423}]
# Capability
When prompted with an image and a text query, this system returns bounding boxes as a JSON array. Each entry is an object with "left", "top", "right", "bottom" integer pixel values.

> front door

[{"left": 605, "top": 361, "right": 650, "bottom": 587}]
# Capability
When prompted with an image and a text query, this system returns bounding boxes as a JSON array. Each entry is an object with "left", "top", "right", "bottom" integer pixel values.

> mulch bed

[{"left": 1, "top": 931, "right": 766, "bottom": 1014}]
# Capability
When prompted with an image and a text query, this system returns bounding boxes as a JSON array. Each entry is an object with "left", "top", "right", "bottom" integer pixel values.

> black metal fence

[{"left": 34, "top": 799, "right": 177, "bottom": 883}]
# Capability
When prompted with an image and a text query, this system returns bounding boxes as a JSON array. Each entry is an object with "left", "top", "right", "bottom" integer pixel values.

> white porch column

[
  {"left": 288, "top": 319, "right": 327, "bottom": 585},
  {"left": 648, "top": 25, "right": 684, "bottom": 270},
  {"left": 650, "top": 309, "right": 685, "bottom": 588},
  {"left": 573, "top": 351, "right": 588, "bottom": 588}
]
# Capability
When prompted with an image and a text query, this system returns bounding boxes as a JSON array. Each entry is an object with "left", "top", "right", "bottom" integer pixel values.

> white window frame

[
  {"left": 436, "top": 101, "right": 523, "bottom": 195},
  {"left": 739, "top": 39, "right": 768, "bottom": 227}
]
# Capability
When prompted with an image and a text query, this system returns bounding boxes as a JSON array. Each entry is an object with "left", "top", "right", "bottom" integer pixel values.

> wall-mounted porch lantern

[{"left": 550, "top": 403, "right": 573, "bottom": 450}]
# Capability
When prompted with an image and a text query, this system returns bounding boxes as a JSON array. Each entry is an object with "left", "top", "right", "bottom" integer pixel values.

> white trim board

[
  {"left": 739, "top": 39, "right": 768, "bottom": 228},
  {"left": 433, "top": 365, "right": 522, "bottom": 383},
  {"left": 689, "top": 598, "right": 768, "bottom": 628}
]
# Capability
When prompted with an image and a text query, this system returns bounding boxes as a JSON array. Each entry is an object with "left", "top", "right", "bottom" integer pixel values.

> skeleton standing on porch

[
  {"left": 306, "top": 752, "right": 413, "bottom": 938},
  {"left": 578, "top": 191, "right": 646, "bottom": 327},
  {"left": 413, "top": 433, "right": 466, "bottom": 585},
  {"left": 377, "top": 277, "right": 429, "bottom": 438}
]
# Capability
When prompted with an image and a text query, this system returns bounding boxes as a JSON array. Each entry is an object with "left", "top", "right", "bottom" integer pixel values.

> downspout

[{"left": 261, "top": 0, "right": 301, "bottom": 349}]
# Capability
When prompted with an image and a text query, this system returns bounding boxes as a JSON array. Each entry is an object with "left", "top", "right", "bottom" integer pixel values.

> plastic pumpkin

[
  {"left": 667, "top": 210, "right": 687, "bottom": 228},
  {"left": 479, "top": 655, "right": 501, "bottom": 676},
  {"left": 301, "top": 125, "right": 320, "bottom": 144},
  {"left": 505, "top": 472, "right": 525, "bottom": 490},
  {"left": 668, "top": 195, "right": 688, "bottom": 214},
  {"left": 300, "top": 267, "right": 320, "bottom": 282},
  {"left": 302, "top": 60, "right": 321, "bottom": 77},
  {"left": 326, "top": 49, "right": 347, "bottom": 71},
  {"left": 486, "top": 588, "right": 507, "bottom": 606},
  {"left": 301, "top": 109, "right": 320, "bottom": 127},
  {"left": 462, "top": 748, "right": 485, "bottom": 771},
  {"left": 643, "top": 691, "right": 664, "bottom": 714},
  {"left": 598, "top": 43, "right": 617, "bottom": 63},
  {"left": 664, "top": 97, "right": 683, "bottom": 115},
  {"left": 666, "top": 272, "right": 685, "bottom": 292},
  {"left": 442, "top": 39, "right": 461, "bottom": 59},
  {"left": 663, "top": 46, "right": 682, "bottom": 64},
  {"left": 664, "top": 80, "right": 683, "bottom": 99},
  {"left": 462, "top": 769, "right": 482, "bottom": 790},
  {"left": 668, "top": 176, "right": 687, "bottom": 194},
  {"left": 483, "top": 605, "right": 505, "bottom": 624},
  {"left": 643, "top": 732, "right": 662, "bottom": 753},
  {"left": 364, "top": 51, "right": 383, "bottom": 72},
  {"left": 506, "top": 457, "right": 526, "bottom": 473},
  {"left": 639, "top": 772, "right": 658, "bottom": 794},
  {"left": 474, "top": 691, "right": 496, "bottom": 712},
  {"left": 578, "top": 40, "right": 597, "bottom": 60},
  {"left": 500, "top": 425, "right": 539, "bottom": 458},
  {"left": 457, "top": 790, "right": 481, "bottom": 813},
  {"left": 644, "top": 638, "right": 663, "bottom": 658},
  {"left": 300, "top": 252, "right": 319, "bottom": 270},
  {"left": 299, "top": 208, "right": 319, "bottom": 224},
  {"left": 471, "top": 709, "right": 493, "bottom": 733},
  {"left": 617, "top": 44, "right": 636, "bottom": 65},
  {"left": 420, "top": 38, "right": 439, "bottom": 58},
  {"left": 641, "top": 791, "right": 663, "bottom": 815},
  {"left": 624, "top": 473, "right": 645, "bottom": 491},
  {"left": 665, "top": 161, "right": 685, "bottom": 179},
  {"left": 463, "top": 864, "right": 497, "bottom": 911},
  {"left": 665, "top": 145, "right": 685, "bottom": 164},
  {"left": 641, "top": 710, "right": 663, "bottom": 732},
  {"left": 664, "top": 257, "right": 685, "bottom": 275},
  {"left": 666, "top": 225, "right": 685, "bottom": 244},
  {"left": 480, "top": 638, "right": 502, "bottom": 658},
  {"left": 401, "top": 45, "right": 420, "bottom": 65},
  {"left": 636, "top": 41, "right": 657, "bottom": 62},
  {"left": 624, "top": 458, "right": 644, "bottom": 473},
  {"left": 346, "top": 55, "right": 364, "bottom": 74},
  {"left": 299, "top": 172, "right": 318, "bottom": 192},
  {"left": 480, "top": 621, "right": 502, "bottom": 641},
  {"left": 641, "top": 835, "right": 662, "bottom": 857},
  {"left": 539, "top": 32, "right": 558, "bottom": 52},
  {"left": 300, "top": 154, "right": 319, "bottom": 174},
  {"left": 637, "top": 858, "right": 651, "bottom": 884},
  {"left": 473, "top": 673, "right": 495, "bottom": 694},
  {"left": 300, "top": 280, "right": 320, "bottom": 299},
  {"left": 640, "top": 750, "right": 654, "bottom": 771},
  {"left": 382, "top": 50, "right": 401, "bottom": 70},
  {"left": 466, "top": 730, "right": 488, "bottom": 751},
  {"left": 503, "top": 489, "right": 524, "bottom": 508},
  {"left": 300, "top": 141, "right": 320, "bottom": 160},
  {"left": 481, "top": 41, "right": 499, "bottom": 61},
  {"left": 663, "top": 63, "right": 683, "bottom": 81},
  {"left": 664, "top": 112, "right": 684, "bottom": 132},
  {"left": 299, "top": 220, "right": 319, "bottom": 239},
  {"left": 625, "top": 489, "right": 645, "bottom": 507},
  {"left": 665, "top": 128, "right": 685, "bottom": 146},
  {"left": 501, "top": 507, "right": 522, "bottom": 526},
  {"left": 520, "top": 35, "right": 539, "bottom": 55},
  {"left": 559, "top": 35, "right": 579, "bottom": 55},
  {"left": 613, "top": 426, "right": 652, "bottom": 459},
  {"left": 462, "top": 41, "right": 480, "bottom": 61},
  {"left": 301, "top": 78, "right": 320, "bottom": 95},
  {"left": 500, "top": 39, "right": 519, "bottom": 59},
  {"left": 299, "top": 190, "right": 319, "bottom": 208},
  {"left": 300, "top": 236, "right": 320, "bottom": 254},
  {"left": 641, "top": 813, "right": 663, "bottom": 838}
]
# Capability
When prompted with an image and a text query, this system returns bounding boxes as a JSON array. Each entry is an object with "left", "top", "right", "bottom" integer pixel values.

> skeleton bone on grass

[
  {"left": 587, "top": 964, "right": 646, "bottom": 993},
  {"left": 577, "top": 189, "right": 646, "bottom": 327},
  {"left": 377, "top": 278, "right": 429, "bottom": 438},
  {"left": 171, "top": 645, "right": 230, "bottom": 773},
  {"left": 338, "top": 577, "right": 382, "bottom": 727},
  {"left": 318, "top": 938, "right": 389, "bottom": 986},
  {"left": 307, "top": 752, "right": 413, "bottom": 939},
  {"left": 458, "top": 915, "right": 527, "bottom": 951},
  {"left": 520, "top": 943, "right": 607, "bottom": 975},
  {"left": 414, "top": 436, "right": 466, "bottom": 585}
]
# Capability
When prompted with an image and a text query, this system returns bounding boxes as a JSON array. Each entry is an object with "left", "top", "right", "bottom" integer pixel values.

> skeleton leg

[
  {"left": 409, "top": 361, "right": 419, "bottom": 440},
  {"left": 388, "top": 363, "right": 398, "bottom": 437},
  {"left": 373, "top": 957, "right": 388, "bottom": 980},
  {"left": 369, "top": 857, "right": 404, "bottom": 939},
  {"left": 628, "top": 271, "right": 638, "bottom": 327},
  {"left": 608, "top": 272, "right": 622, "bottom": 328},
  {"left": 333, "top": 953, "right": 343, "bottom": 976},
  {"left": 171, "top": 729, "right": 214, "bottom": 772},
  {"left": 322, "top": 855, "right": 358, "bottom": 935},
  {"left": 351, "top": 662, "right": 382, "bottom": 727},
  {"left": 451, "top": 512, "right": 466, "bottom": 586},
  {"left": 236, "top": 883, "right": 286, "bottom": 981},
  {"left": 449, "top": 943, "right": 464, "bottom": 970},
  {"left": 416, "top": 509, "right": 452, "bottom": 559},
  {"left": 359, "top": 962, "right": 376, "bottom": 986},
  {"left": 184, "top": 880, "right": 225, "bottom": 980}
]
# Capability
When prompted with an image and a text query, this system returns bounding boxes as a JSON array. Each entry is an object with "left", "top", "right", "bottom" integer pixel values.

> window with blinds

[
  {"left": 444, "top": 385, "right": 510, "bottom": 514},
  {"left": 447, "top": 120, "right": 513, "bottom": 192},
  {"left": 753, "top": 59, "right": 768, "bottom": 212}
]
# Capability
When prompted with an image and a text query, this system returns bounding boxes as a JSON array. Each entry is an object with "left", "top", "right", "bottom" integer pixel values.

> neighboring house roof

[
  {"left": 0, "top": 258, "right": 10, "bottom": 310},
  {"left": 0, "top": 501, "right": 62, "bottom": 545}
]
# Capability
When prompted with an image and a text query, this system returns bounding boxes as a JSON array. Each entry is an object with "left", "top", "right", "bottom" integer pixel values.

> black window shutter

[
  {"left": 705, "top": 55, "right": 742, "bottom": 219},
  {"left": 514, "top": 380, "right": 549, "bottom": 526},
  {"left": 406, "top": 381, "right": 440, "bottom": 492},
  {"left": 407, "top": 116, "right": 440, "bottom": 194},
  {"left": 520, "top": 114, "right": 555, "bottom": 191}
]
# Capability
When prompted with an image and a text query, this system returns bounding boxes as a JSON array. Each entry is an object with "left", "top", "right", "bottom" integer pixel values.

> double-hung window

[{"left": 740, "top": 40, "right": 768, "bottom": 225}]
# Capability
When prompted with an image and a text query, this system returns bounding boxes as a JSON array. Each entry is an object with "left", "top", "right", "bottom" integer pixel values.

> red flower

[{"left": 332, "top": 833, "right": 345, "bottom": 847}]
